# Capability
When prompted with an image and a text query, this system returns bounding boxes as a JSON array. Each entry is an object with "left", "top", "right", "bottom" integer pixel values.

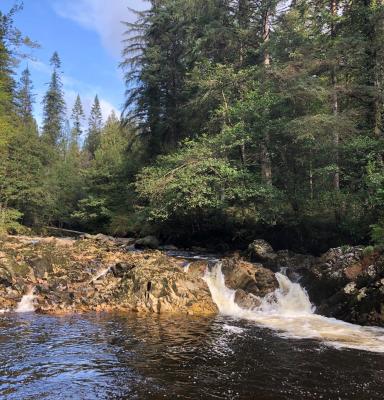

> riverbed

[{"left": 1, "top": 312, "right": 383, "bottom": 399}]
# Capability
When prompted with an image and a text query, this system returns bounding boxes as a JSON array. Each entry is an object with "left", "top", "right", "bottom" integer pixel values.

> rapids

[{"left": 204, "top": 262, "right": 384, "bottom": 353}]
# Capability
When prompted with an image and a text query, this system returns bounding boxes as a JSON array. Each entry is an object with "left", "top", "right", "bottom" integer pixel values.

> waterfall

[
  {"left": 257, "top": 273, "right": 314, "bottom": 315},
  {"left": 204, "top": 263, "right": 384, "bottom": 353},
  {"left": 15, "top": 288, "right": 36, "bottom": 313}
]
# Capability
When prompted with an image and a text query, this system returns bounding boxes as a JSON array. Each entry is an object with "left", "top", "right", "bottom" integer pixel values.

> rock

[
  {"left": 28, "top": 257, "right": 53, "bottom": 279},
  {"left": 248, "top": 239, "right": 275, "bottom": 261},
  {"left": 234, "top": 289, "right": 261, "bottom": 309},
  {"left": 114, "top": 238, "right": 136, "bottom": 246},
  {"left": 300, "top": 246, "right": 384, "bottom": 326},
  {"left": 135, "top": 236, "right": 160, "bottom": 249},
  {"left": 0, "top": 267, "right": 13, "bottom": 287},
  {"left": 0, "top": 235, "right": 217, "bottom": 316},
  {"left": 161, "top": 244, "right": 179, "bottom": 251},
  {"left": 188, "top": 261, "right": 208, "bottom": 277},
  {"left": 94, "top": 233, "right": 115, "bottom": 243},
  {"left": 111, "top": 262, "right": 136, "bottom": 277},
  {"left": 221, "top": 257, "right": 278, "bottom": 298}
]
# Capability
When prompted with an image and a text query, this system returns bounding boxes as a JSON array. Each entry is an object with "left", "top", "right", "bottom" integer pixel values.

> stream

[{"left": 0, "top": 259, "right": 384, "bottom": 399}]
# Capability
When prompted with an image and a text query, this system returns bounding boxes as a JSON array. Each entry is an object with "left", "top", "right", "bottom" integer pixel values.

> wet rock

[
  {"left": 135, "top": 236, "right": 160, "bottom": 249},
  {"left": 300, "top": 246, "right": 384, "bottom": 326},
  {"left": 188, "top": 261, "right": 208, "bottom": 277},
  {"left": 234, "top": 289, "right": 261, "bottom": 309},
  {"left": 221, "top": 257, "right": 278, "bottom": 298}
]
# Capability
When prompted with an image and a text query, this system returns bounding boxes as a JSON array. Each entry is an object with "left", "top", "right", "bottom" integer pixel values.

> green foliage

[
  {"left": 0, "top": 207, "right": 24, "bottom": 234},
  {"left": 135, "top": 134, "right": 284, "bottom": 232},
  {"left": 84, "top": 95, "right": 103, "bottom": 157},
  {"left": 41, "top": 52, "right": 66, "bottom": 147}
]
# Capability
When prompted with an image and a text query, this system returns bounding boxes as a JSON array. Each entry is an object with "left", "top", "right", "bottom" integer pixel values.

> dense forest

[{"left": 1, "top": 1, "right": 384, "bottom": 252}]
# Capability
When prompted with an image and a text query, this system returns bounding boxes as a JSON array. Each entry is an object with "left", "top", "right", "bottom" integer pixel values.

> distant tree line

[{"left": 1, "top": 1, "right": 384, "bottom": 252}]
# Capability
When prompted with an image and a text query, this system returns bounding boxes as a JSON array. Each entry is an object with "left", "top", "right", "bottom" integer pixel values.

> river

[{"left": 1, "top": 263, "right": 384, "bottom": 399}]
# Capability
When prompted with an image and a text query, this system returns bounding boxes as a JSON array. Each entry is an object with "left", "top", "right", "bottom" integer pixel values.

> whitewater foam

[
  {"left": 204, "top": 263, "right": 384, "bottom": 353},
  {"left": 15, "top": 288, "right": 36, "bottom": 313}
]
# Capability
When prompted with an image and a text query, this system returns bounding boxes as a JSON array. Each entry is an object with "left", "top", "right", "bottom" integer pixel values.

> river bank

[{"left": 0, "top": 234, "right": 384, "bottom": 333}]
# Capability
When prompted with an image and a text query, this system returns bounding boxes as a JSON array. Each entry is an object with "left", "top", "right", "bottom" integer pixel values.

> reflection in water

[
  {"left": 0, "top": 312, "right": 384, "bottom": 399},
  {"left": 204, "top": 263, "right": 384, "bottom": 353}
]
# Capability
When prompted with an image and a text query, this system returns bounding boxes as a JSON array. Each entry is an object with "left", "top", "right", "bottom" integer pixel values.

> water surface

[{"left": 1, "top": 312, "right": 383, "bottom": 399}]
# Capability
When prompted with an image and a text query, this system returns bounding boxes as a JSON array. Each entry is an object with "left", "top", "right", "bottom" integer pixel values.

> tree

[
  {"left": 16, "top": 66, "right": 35, "bottom": 124},
  {"left": 42, "top": 52, "right": 66, "bottom": 147},
  {"left": 70, "top": 94, "right": 85, "bottom": 147},
  {"left": 85, "top": 95, "right": 103, "bottom": 156}
]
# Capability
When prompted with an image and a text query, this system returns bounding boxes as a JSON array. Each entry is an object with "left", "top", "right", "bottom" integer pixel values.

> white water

[
  {"left": 204, "top": 263, "right": 384, "bottom": 353},
  {"left": 15, "top": 288, "right": 36, "bottom": 313}
]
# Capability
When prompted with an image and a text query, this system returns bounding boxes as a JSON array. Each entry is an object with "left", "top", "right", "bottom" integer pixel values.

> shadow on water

[{"left": 0, "top": 312, "right": 383, "bottom": 399}]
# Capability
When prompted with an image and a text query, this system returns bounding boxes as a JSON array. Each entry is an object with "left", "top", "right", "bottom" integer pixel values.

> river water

[{"left": 1, "top": 264, "right": 384, "bottom": 399}]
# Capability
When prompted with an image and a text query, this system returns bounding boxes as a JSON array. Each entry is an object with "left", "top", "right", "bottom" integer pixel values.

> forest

[{"left": 1, "top": 0, "right": 384, "bottom": 253}]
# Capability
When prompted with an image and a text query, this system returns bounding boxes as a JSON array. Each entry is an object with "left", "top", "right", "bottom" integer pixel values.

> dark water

[{"left": 0, "top": 312, "right": 383, "bottom": 400}]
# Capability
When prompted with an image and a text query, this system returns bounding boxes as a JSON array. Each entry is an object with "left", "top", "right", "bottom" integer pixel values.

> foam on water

[
  {"left": 204, "top": 263, "right": 384, "bottom": 353},
  {"left": 15, "top": 288, "right": 36, "bottom": 313}
]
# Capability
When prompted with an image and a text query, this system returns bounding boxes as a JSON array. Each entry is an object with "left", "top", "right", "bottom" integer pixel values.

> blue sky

[{"left": 1, "top": 0, "right": 146, "bottom": 126}]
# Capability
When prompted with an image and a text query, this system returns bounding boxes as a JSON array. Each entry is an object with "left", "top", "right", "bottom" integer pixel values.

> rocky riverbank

[
  {"left": 1, "top": 234, "right": 383, "bottom": 326},
  {"left": 0, "top": 235, "right": 276, "bottom": 316},
  {"left": 248, "top": 239, "right": 384, "bottom": 326}
]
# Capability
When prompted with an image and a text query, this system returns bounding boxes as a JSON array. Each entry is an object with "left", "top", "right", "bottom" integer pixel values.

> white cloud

[{"left": 53, "top": 0, "right": 147, "bottom": 58}]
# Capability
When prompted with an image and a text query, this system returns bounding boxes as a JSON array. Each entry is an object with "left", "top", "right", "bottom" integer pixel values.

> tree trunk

[
  {"left": 261, "top": 4, "right": 272, "bottom": 185},
  {"left": 262, "top": 7, "right": 271, "bottom": 66},
  {"left": 261, "top": 142, "right": 272, "bottom": 185},
  {"left": 331, "top": 0, "right": 340, "bottom": 191},
  {"left": 373, "top": 0, "right": 384, "bottom": 137}
]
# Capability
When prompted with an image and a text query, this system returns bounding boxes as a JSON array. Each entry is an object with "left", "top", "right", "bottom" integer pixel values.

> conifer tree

[
  {"left": 16, "top": 66, "right": 35, "bottom": 124},
  {"left": 42, "top": 51, "right": 66, "bottom": 146},
  {"left": 85, "top": 95, "right": 103, "bottom": 156},
  {"left": 70, "top": 94, "right": 85, "bottom": 146}
]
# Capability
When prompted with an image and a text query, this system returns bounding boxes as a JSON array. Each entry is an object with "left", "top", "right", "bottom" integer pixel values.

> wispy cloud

[{"left": 53, "top": 0, "right": 147, "bottom": 58}]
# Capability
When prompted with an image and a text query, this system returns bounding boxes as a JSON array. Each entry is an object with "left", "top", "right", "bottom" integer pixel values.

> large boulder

[
  {"left": 221, "top": 257, "right": 278, "bottom": 309},
  {"left": 300, "top": 246, "right": 384, "bottom": 326}
]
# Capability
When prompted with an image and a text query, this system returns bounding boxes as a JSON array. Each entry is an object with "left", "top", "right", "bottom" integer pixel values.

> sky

[{"left": 1, "top": 0, "right": 146, "bottom": 126}]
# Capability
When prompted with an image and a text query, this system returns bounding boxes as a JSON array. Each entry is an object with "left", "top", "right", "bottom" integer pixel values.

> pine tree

[
  {"left": 70, "top": 94, "right": 85, "bottom": 147},
  {"left": 85, "top": 95, "right": 103, "bottom": 156},
  {"left": 16, "top": 66, "right": 35, "bottom": 124},
  {"left": 42, "top": 52, "right": 66, "bottom": 147}
]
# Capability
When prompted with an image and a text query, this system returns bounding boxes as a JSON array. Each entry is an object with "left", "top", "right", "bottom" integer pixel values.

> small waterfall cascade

[
  {"left": 257, "top": 273, "right": 315, "bottom": 315},
  {"left": 204, "top": 262, "right": 384, "bottom": 353},
  {"left": 15, "top": 287, "right": 36, "bottom": 313}
]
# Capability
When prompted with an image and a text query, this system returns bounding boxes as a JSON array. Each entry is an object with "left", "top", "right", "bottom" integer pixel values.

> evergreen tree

[
  {"left": 85, "top": 95, "right": 103, "bottom": 156},
  {"left": 70, "top": 94, "right": 85, "bottom": 147},
  {"left": 16, "top": 66, "right": 35, "bottom": 124},
  {"left": 42, "top": 51, "right": 66, "bottom": 147}
]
